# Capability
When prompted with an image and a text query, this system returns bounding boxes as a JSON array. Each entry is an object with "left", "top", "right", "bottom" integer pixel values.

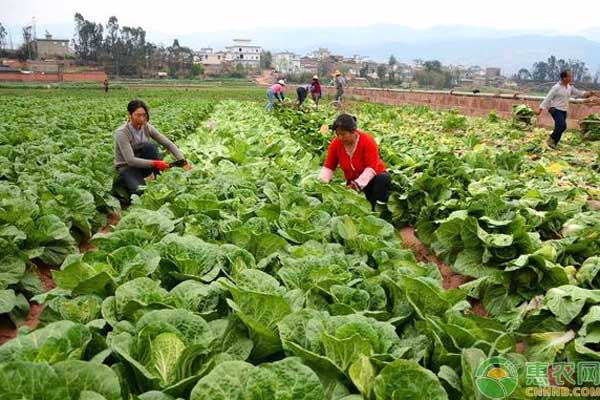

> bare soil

[
  {"left": 254, "top": 69, "right": 277, "bottom": 86},
  {"left": 399, "top": 226, "right": 488, "bottom": 317}
]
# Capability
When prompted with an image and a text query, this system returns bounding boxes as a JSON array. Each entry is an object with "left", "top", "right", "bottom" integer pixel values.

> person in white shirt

[{"left": 535, "top": 69, "right": 595, "bottom": 148}]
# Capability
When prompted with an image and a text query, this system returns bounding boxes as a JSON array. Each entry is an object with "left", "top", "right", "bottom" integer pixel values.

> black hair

[
  {"left": 331, "top": 114, "right": 357, "bottom": 132},
  {"left": 560, "top": 70, "right": 571, "bottom": 80},
  {"left": 127, "top": 99, "right": 150, "bottom": 120}
]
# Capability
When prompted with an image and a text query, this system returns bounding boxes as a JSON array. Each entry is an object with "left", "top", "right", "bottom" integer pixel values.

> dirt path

[
  {"left": 255, "top": 69, "right": 277, "bottom": 86},
  {"left": 399, "top": 226, "right": 489, "bottom": 317},
  {"left": 0, "top": 212, "right": 122, "bottom": 344},
  {"left": 400, "top": 229, "right": 525, "bottom": 352},
  {"left": 79, "top": 212, "right": 122, "bottom": 253}
]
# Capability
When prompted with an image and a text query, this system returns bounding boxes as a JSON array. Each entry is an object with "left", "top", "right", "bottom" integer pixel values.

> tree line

[
  {"left": 0, "top": 15, "right": 207, "bottom": 78},
  {"left": 362, "top": 56, "right": 454, "bottom": 89},
  {"left": 0, "top": 22, "right": 36, "bottom": 61},
  {"left": 1, "top": 14, "right": 277, "bottom": 79},
  {"left": 72, "top": 13, "right": 200, "bottom": 78},
  {"left": 515, "top": 55, "right": 598, "bottom": 85}
]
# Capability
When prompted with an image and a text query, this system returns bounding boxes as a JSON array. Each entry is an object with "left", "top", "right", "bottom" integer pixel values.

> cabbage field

[{"left": 0, "top": 87, "right": 599, "bottom": 400}]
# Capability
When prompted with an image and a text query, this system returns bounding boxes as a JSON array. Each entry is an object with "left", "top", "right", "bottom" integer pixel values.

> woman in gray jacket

[{"left": 114, "top": 99, "right": 187, "bottom": 196}]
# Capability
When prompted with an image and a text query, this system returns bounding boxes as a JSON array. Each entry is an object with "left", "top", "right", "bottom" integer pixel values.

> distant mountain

[
  {"left": 153, "top": 26, "right": 600, "bottom": 74},
  {"left": 147, "top": 24, "right": 540, "bottom": 53},
  {"left": 5, "top": 21, "right": 600, "bottom": 74},
  {"left": 579, "top": 27, "right": 600, "bottom": 43},
  {"left": 334, "top": 35, "right": 600, "bottom": 74}
]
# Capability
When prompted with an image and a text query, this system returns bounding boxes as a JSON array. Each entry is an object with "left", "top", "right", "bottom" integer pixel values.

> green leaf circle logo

[{"left": 475, "top": 356, "right": 519, "bottom": 399}]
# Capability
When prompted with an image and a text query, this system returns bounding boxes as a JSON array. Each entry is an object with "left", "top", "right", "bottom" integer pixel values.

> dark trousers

[
  {"left": 117, "top": 142, "right": 162, "bottom": 196},
  {"left": 311, "top": 93, "right": 321, "bottom": 105},
  {"left": 549, "top": 108, "right": 567, "bottom": 144},
  {"left": 363, "top": 172, "right": 391, "bottom": 211},
  {"left": 297, "top": 87, "right": 308, "bottom": 105}
]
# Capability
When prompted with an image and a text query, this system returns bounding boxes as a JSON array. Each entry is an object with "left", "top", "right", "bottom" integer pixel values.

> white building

[
  {"left": 225, "top": 39, "right": 262, "bottom": 69},
  {"left": 307, "top": 48, "right": 331, "bottom": 60},
  {"left": 273, "top": 52, "right": 301, "bottom": 74},
  {"left": 194, "top": 48, "right": 214, "bottom": 63}
]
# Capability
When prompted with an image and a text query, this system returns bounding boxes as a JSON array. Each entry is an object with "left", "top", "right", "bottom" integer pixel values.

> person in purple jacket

[{"left": 266, "top": 80, "right": 286, "bottom": 111}]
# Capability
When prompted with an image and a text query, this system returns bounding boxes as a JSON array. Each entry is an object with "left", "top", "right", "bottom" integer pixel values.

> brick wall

[
  {"left": 0, "top": 71, "right": 107, "bottom": 83},
  {"left": 63, "top": 71, "right": 107, "bottom": 82},
  {"left": 0, "top": 72, "right": 58, "bottom": 82},
  {"left": 318, "top": 86, "right": 600, "bottom": 129}
]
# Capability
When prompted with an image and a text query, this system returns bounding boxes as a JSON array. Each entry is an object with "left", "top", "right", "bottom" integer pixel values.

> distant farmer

[
  {"left": 310, "top": 75, "right": 322, "bottom": 106},
  {"left": 114, "top": 99, "right": 188, "bottom": 196},
  {"left": 296, "top": 85, "right": 309, "bottom": 106},
  {"left": 266, "top": 80, "right": 286, "bottom": 111},
  {"left": 333, "top": 70, "right": 346, "bottom": 103},
  {"left": 535, "top": 69, "right": 595, "bottom": 149},
  {"left": 319, "top": 114, "right": 391, "bottom": 210},
  {"left": 103, "top": 79, "right": 109, "bottom": 93}
]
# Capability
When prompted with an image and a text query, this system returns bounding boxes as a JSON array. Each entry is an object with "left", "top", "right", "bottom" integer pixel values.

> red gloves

[{"left": 151, "top": 160, "right": 170, "bottom": 171}]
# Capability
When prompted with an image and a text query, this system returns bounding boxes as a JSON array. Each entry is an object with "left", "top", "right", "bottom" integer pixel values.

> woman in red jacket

[
  {"left": 309, "top": 75, "right": 322, "bottom": 106},
  {"left": 319, "top": 114, "right": 391, "bottom": 210}
]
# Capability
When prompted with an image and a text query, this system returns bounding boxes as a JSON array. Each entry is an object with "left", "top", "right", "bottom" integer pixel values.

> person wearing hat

[
  {"left": 319, "top": 114, "right": 391, "bottom": 211},
  {"left": 266, "top": 79, "right": 286, "bottom": 111},
  {"left": 333, "top": 70, "right": 346, "bottom": 104},
  {"left": 309, "top": 75, "right": 322, "bottom": 106}
]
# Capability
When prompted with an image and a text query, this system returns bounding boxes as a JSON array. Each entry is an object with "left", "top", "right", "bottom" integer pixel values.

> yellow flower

[{"left": 546, "top": 163, "right": 564, "bottom": 176}]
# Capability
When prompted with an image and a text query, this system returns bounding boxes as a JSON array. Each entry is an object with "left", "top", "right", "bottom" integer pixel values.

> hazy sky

[{"left": 2, "top": 0, "right": 599, "bottom": 35}]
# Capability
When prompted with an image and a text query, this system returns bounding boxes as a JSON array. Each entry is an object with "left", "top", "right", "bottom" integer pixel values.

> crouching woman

[
  {"left": 319, "top": 114, "right": 391, "bottom": 210},
  {"left": 114, "top": 99, "right": 187, "bottom": 196}
]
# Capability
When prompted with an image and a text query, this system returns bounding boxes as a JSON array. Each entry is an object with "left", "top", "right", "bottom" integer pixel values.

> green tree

[
  {"left": 569, "top": 59, "right": 588, "bottom": 82},
  {"left": 227, "top": 62, "right": 247, "bottom": 78},
  {"left": 423, "top": 60, "right": 442, "bottom": 72},
  {"left": 557, "top": 58, "right": 568, "bottom": 76},
  {"left": 517, "top": 68, "right": 531, "bottom": 81},
  {"left": 532, "top": 61, "right": 548, "bottom": 81},
  {"left": 105, "top": 16, "right": 119, "bottom": 51},
  {"left": 101, "top": 16, "right": 120, "bottom": 74},
  {"left": 260, "top": 50, "right": 272, "bottom": 69},
  {"left": 388, "top": 55, "right": 397, "bottom": 82},
  {"left": 73, "top": 13, "right": 104, "bottom": 63},
  {"left": 377, "top": 64, "right": 387, "bottom": 87},
  {"left": 547, "top": 55, "right": 558, "bottom": 81},
  {"left": 191, "top": 63, "right": 204, "bottom": 77},
  {"left": 119, "top": 26, "right": 148, "bottom": 76},
  {"left": 528, "top": 57, "right": 589, "bottom": 83},
  {"left": 0, "top": 23, "right": 7, "bottom": 50},
  {"left": 317, "top": 60, "right": 332, "bottom": 80},
  {"left": 416, "top": 60, "right": 449, "bottom": 88},
  {"left": 20, "top": 25, "right": 34, "bottom": 60},
  {"left": 359, "top": 63, "right": 369, "bottom": 78},
  {"left": 166, "top": 39, "right": 194, "bottom": 78}
]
